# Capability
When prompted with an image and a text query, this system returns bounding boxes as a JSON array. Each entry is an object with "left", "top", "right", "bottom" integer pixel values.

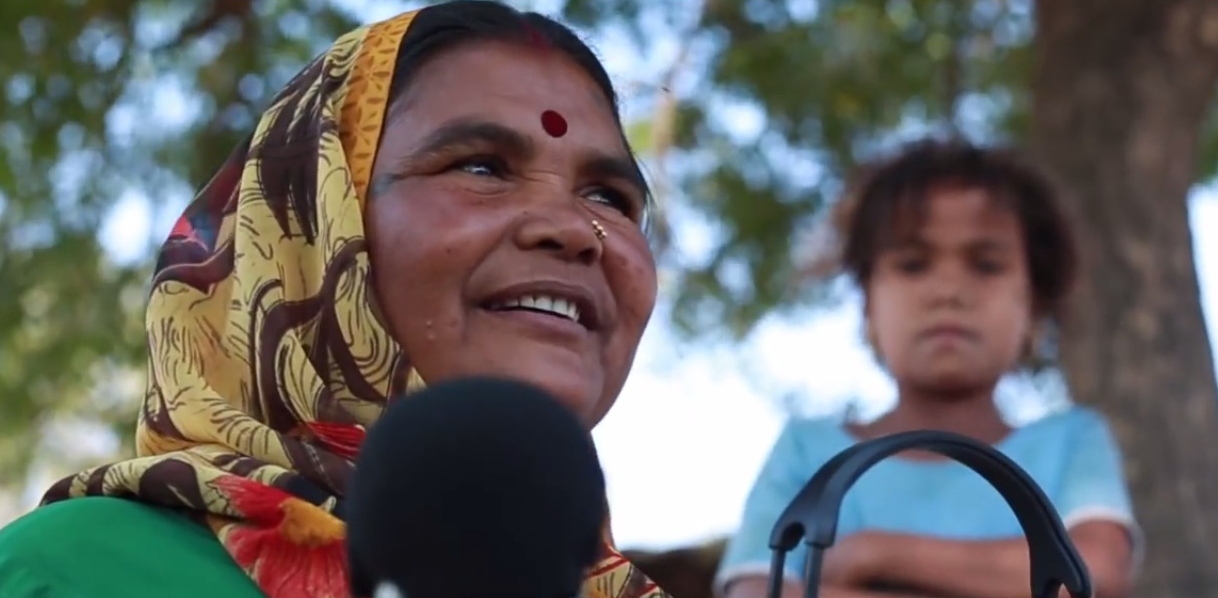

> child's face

[{"left": 866, "top": 185, "right": 1032, "bottom": 394}]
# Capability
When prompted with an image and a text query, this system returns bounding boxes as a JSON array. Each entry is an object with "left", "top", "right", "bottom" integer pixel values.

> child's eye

[
  {"left": 896, "top": 258, "right": 928, "bottom": 273},
  {"left": 974, "top": 259, "right": 1006, "bottom": 274}
]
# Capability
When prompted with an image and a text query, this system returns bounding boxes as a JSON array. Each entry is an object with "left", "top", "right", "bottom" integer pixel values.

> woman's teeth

[{"left": 492, "top": 295, "right": 581, "bottom": 323}]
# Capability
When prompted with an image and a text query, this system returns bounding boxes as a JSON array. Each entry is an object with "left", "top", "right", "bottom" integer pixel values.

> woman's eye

[
  {"left": 584, "top": 186, "right": 636, "bottom": 216},
  {"left": 451, "top": 157, "right": 507, "bottom": 178}
]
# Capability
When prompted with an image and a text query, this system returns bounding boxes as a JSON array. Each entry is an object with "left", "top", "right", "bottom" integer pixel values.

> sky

[{"left": 26, "top": 0, "right": 1218, "bottom": 552}]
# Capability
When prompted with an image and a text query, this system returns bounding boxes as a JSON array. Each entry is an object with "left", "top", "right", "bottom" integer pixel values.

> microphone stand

[{"left": 765, "top": 431, "right": 1094, "bottom": 598}]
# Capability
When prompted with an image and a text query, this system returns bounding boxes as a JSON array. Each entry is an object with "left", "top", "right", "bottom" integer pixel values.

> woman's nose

[{"left": 512, "top": 195, "right": 604, "bottom": 265}]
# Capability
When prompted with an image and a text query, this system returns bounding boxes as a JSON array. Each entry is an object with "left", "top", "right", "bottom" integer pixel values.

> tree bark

[{"left": 1029, "top": 1, "right": 1218, "bottom": 596}]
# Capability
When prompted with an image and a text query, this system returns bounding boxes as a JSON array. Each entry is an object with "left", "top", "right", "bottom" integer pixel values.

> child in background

[{"left": 715, "top": 139, "right": 1137, "bottom": 598}]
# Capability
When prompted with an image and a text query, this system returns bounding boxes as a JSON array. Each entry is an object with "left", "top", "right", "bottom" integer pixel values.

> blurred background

[{"left": 2, "top": 0, "right": 1217, "bottom": 597}]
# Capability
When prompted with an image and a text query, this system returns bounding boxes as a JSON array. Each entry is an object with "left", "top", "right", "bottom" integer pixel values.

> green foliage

[
  {"left": 561, "top": 0, "right": 1034, "bottom": 338},
  {"left": 0, "top": 0, "right": 359, "bottom": 486}
]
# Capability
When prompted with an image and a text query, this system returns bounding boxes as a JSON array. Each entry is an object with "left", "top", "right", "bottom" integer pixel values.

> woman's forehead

[{"left": 389, "top": 40, "right": 621, "bottom": 145}]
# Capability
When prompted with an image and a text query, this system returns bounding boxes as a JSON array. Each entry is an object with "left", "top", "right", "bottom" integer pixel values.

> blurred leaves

[
  {"left": 0, "top": 0, "right": 359, "bottom": 486},
  {"left": 561, "top": 0, "right": 1035, "bottom": 340}
]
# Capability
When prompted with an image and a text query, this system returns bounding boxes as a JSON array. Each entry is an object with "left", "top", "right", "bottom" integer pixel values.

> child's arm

[
  {"left": 723, "top": 574, "right": 940, "bottom": 598},
  {"left": 717, "top": 421, "right": 873, "bottom": 598},
  {"left": 858, "top": 410, "right": 1138, "bottom": 598},
  {"left": 856, "top": 523, "right": 1131, "bottom": 598}
]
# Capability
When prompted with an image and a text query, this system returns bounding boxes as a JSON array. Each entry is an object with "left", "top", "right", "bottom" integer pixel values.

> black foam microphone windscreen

[{"left": 346, "top": 376, "right": 608, "bottom": 598}]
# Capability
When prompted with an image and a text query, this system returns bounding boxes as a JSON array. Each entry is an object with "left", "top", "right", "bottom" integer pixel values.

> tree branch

[
  {"left": 163, "top": 0, "right": 256, "bottom": 51},
  {"left": 640, "top": 2, "right": 705, "bottom": 251}
]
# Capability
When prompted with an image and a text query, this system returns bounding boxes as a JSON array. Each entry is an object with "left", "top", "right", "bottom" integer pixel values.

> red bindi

[{"left": 540, "top": 110, "right": 568, "bottom": 138}]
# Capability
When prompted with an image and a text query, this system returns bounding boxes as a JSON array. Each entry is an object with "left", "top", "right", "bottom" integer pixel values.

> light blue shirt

[{"left": 716, "top": 406, "right": 1138, "bottom": 589}]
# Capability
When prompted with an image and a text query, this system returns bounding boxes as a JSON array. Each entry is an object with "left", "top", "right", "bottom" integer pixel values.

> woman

[
  {"left": 0, "top": 2, "right": 665, "bottom": 597},
  {"left": 715, "top": 140, "right": 1137, "bottom": 598}
]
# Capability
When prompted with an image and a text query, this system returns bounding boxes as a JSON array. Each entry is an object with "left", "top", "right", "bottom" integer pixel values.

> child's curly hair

[{"left": 800, "top": 138, "right": 1079, "bottom": 329}]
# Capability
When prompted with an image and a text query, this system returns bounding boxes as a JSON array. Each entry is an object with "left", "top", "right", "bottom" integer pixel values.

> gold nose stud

[{"left": 591, "top": 219, "right": 607, "bottom": 241}]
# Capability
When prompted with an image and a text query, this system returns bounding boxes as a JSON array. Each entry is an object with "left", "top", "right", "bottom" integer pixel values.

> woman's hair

[
  {"left": 818, "top": 138, "right": 1079, "bottom": 326},
  {"left": 381, "top": 0, "right": 651, "bottom": 203},
  {"left": 391, "top": 2, "right": 618, "bottom": 118}
]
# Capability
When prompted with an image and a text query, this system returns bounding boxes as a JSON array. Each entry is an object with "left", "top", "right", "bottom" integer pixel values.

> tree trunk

[{"left": 1029, "top": 1, "right": 1218, "bottom": 596}]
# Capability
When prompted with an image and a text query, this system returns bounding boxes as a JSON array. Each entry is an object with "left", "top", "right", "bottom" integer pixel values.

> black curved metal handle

[{"left": 765, "top": 430, "right": 1092, "bottom": 598}]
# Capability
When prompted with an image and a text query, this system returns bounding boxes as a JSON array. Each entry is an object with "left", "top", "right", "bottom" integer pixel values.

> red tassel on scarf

[
  {"left": 168, "top": 215, "right": 203, "bottom": 245},
  {"left": 306, "top": 421, "right": 366, "bottom": 461},
  {"left": 589, "top": 541, "right": 660, "bottom": 595},
  {"left": 213, "top": 475, "right": 349, "bottom": 598}
]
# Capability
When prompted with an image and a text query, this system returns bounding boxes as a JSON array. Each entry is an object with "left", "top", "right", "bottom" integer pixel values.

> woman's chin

[
  {"left": 504, "top": 370, "right": 604, "bottom": 427},
  {"left": 423, "top": 362, "right": 605, "bottom": 428}
]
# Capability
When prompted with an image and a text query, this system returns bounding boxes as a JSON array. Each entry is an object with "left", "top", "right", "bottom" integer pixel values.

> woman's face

[
  {"left": 866, "top": 185, "right": 1032, "bottom": 395},
  {"left": 366, "top": 40, "right": 657, "bottom": 426}
]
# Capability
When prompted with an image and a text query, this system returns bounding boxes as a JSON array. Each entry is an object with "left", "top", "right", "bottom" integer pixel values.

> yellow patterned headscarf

[{"left": 41, "top": 10, "right": 667, "bottom": 598}]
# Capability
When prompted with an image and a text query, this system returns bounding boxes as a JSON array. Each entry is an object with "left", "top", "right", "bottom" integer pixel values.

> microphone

[
  {"left": 765, "top": 431, "right": 1093, "bottom": 598},
  {"left": 346, "top": 376, "right": 608, "bottom": 598}
]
